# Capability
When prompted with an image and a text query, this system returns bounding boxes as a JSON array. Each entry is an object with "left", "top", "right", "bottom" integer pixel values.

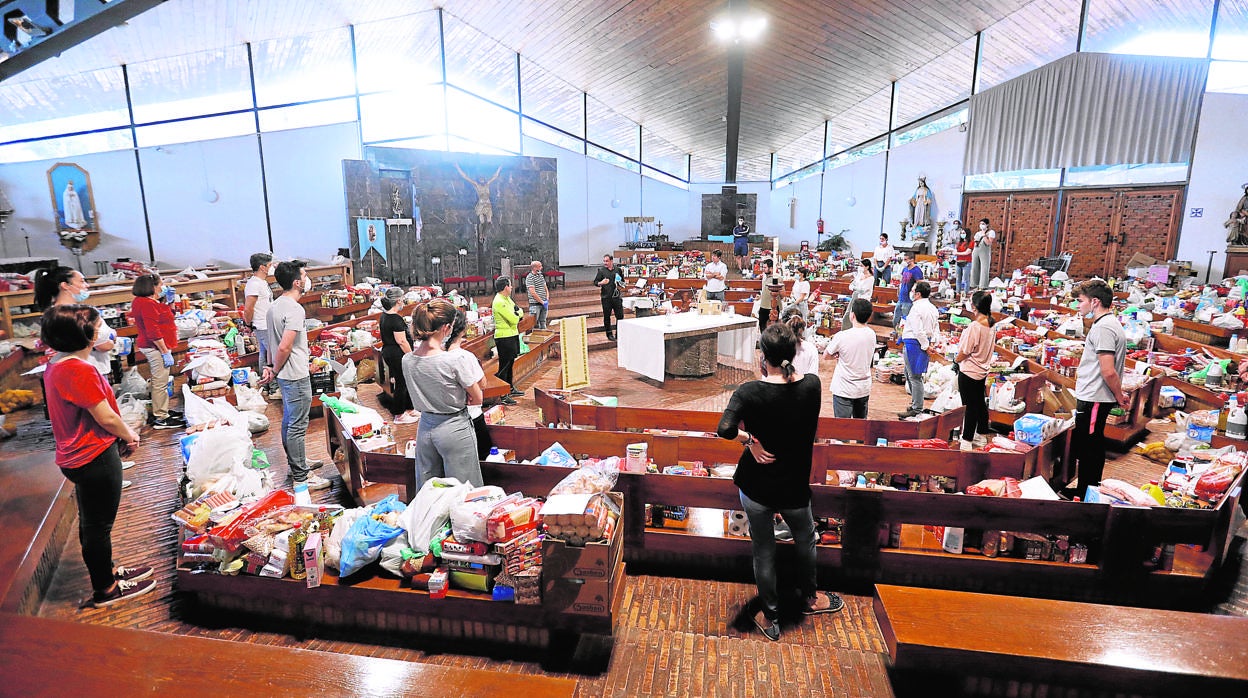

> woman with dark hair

[
  {"left": 785, "top": 311, "right": 818, "bottom": 377},
  {"left": 41, "top": 305, "right": 156, "bottom": 607},
  {"left": 955, "top": 291, "right": 996, "bottom": 450},
  {"left": 789, "top": 267, "right": 811, "bottom": 320},
  {"left": 845, "top": 258, "right": 874, "bottom": 331},
  {"left": 378, "top": 287, "right": 418, "bottom": 425},
  {"left": 35, "top": 265, "right": 117, "bottom": 378},
  {"left": 402, "top": 298, "right": 485, "bottom": 489},
  {"left": 130, "top": 273, "right": 183, "bottom": 429},
  {"left": 445, "top": 305, "right": 494, "bottom": 460},
  {"left": 717, "top": 323, "right": 842, "bottom": 642}
]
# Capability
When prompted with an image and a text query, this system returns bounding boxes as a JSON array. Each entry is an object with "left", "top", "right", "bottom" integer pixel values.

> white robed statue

[{"left": 62, "top": 181, "right": 87, "bottom": 230}]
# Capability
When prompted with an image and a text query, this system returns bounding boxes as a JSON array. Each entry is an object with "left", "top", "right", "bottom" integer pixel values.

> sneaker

[
  {"left": 167, "top": 410, "right": 183, "bottom": 418},
  {"left": 151, "top": 417, "right": 186, "bottom": 430},
  {"left": 91, "top": 578, "right": 157, "bottom": 607},
  {"left": 114, "top": 565, "right": 153, "bottom": 583},
  {"left": 499, "top": 396, "right": 518, "bottom": 406},
  {"left": 508, "top": 388, "right": 524, "bottom": 397},
  {"left": 303, "top": 474, "right": 332, "bottom": 491},
  {"left": 753, "top": 610, "right": 780, "bottom": 641},
  {"left": 121, "top": 460, "right": 136, "bottom": 470},
  {"left": 973, "top": 434, "right": 989, "bottom": 448},
  {"left": 121, "top": 480, "right": 132, "bottom": 490},
  {"left": 959, "top": 439, "right": 975, "bottom": 452},
  {"left": 897, "top": 408, "right": 921, "bottom": 419},
  {"left": 394, "top": 412, "right": 420, "bottom": 425},
  {"left": 802, "top": 590, "right": 845, "bottom": 616}
]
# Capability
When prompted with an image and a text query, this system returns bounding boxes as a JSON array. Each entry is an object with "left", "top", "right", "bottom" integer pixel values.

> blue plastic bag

[
  {"left": 534, "top": 441, "right": 577, "bottom": 468},
  {"left": 337, "top": 494, "right": 407, "bottom": 577}
]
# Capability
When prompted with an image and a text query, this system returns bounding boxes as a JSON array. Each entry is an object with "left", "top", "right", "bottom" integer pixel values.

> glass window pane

[
  {"left": 522, "top": 117, "right": 583, "bottom": 153},
  {"left": 355, "top": 11, "right": 442, "bottom": 93},
  {"left": 444, "top": 15, "right": 518, "bottom": 110},
  {"left": 690, "top": 155, "right": 724, "bottom": 183},
  {"left": 588, "top": 143, "right": 639, "bottom": 173},
  {"left": 978, "top": 0, "right": 1081, "bottom": 91},
  {"left": 1213, "top": 0, "right": 1248, "bottom": 60},
  {"left": 893, "top": 38, "right": 974, "bottom": 127},
  {"left": 827, "top": 138, "right": 888, "bottom": 171},
  {"left": 379, "top": 136, "right": 446, "bottom": 151},
  {"left": 0, "top": 67, "right": 129, "bottom": 143},
  {"left": 586, "top": 96, "right": 638, "bottom": 160},
  {"left": 129, "top": 47, "right": 253, "bottom": 123},
  {"left": 737, "top": 154, "right": 772, "bottom": 182},
  {"left": 963, "top": 168, "right": 1061, "bottom": 191},
  {"left": 773, "top": 161, "right": 823, "bottom": 189},
  {"left": 1083, "top": 0, "right": 1215, "bottom": 58},
  {"left": 1064, "top": 162, "right": 1188, "bottom": 186},
  {"left": 135, "top": 113, "right": 256, "bottom": 148},
  {"left": 1207, "top": 61, "right": 1248, "bottom": 93},
  {"left": 827, "top": 86, "right": 891, "bottom": 156},
  {"left": 643, "top": 166, "right": 688, "bottom": 189},
  {"left": 772, "top": 123, "right": 825, "bottom": 180},
  {"left": 258, "top": 98, "right": 357, "bottom": 133},
  {"left": 359, "top": 85, "right": 445, "bottom": 143},
  {"left": 891, "top": 108, "right": 967, "bottom": 148},
  {"left": 0, "top": 129, "right": 133, "bottom": 164},
  {"left": 520, "top": 57, "right": 583, "bottom": 137},
  {"left": 252, "top": 27, "right": 355, "bottom": 107},
  {"left": 447, "top": 134, "right": 516, "bottom": 156},
  {"left": 446, "top": 89, "right": 519, "bottom": 154},
  {"left": 641, "top": 128, "right": 687, "bottom": 180}
]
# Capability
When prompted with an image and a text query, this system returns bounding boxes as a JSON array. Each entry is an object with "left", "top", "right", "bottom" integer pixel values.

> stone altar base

[{"left": 664, "top": 333, "right": 718, "bottom": 377}]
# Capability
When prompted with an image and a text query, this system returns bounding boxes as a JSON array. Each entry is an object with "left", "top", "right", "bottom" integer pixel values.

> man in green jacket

[{"left": 492, "top": 277, "right": 524, "bottom": 405}]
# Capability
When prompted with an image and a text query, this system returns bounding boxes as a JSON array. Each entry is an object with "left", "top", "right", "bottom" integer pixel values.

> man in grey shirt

[
  {"left": 1070, "top": 279, "right": 1128, "bottom": 498},
  {"left": 264, "top": 260, "right": 329, "bottom": 491}
]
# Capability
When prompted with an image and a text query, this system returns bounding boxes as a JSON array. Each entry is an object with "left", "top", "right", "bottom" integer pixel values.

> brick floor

[{"left": 26, "top": 337, "right": 1248, "bottom": 696}]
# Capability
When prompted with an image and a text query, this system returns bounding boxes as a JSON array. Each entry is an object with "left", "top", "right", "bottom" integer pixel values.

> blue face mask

[
  {"left": 72, "top": 288, "right": 90, "bottom": 302},
  {"left": 162, "top": 285, "right": 175, "bottom": 303}
]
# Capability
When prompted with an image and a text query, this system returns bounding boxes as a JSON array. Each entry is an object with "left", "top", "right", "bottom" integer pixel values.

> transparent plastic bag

[{"left": 548, "top": 460, "right": 619, "bottom": 496}]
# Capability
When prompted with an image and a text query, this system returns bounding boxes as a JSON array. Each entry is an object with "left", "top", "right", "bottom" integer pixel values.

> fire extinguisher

[{"left": 816, "top": 218, "right": 824, "bottom": 234}]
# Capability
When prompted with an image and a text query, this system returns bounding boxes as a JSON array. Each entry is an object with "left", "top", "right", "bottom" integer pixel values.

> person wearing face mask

[
  {"left": 952, "top": 221, "right": 972, "bottom": 298},
  {"left": 898, "top": 281, "right": 940, "bottom": 419},
  {"left": 263, "top": 260, "right": 331, "bottom": 491},
  {"left": 971, "top": 218, "right": 997, "bottom": 290},
  {"left": 35, "top": 266, "right": 118, "bottom": 379},
  {"left": 1069, "top": 279, "right": 1128, "bottom": 499},
  {"left": 130, "top": 274, "right": 185, "bottom": 430},
  {"left": 243, "top": 253, "right": 275, "bottom": 392}
]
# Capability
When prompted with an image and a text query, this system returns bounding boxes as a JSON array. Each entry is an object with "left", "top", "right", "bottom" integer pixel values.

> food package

[
  {"left": 1196, "top": 464, "right": 1241, "bottom": 502},
  {"left": 1097, "top": 478, "right": 1159, "bottom": 507},
  {"left": 540, "top": 492, "right": 621, "bottom": 545},
  {"left": 170, "top": 490, "right": 237, "bottom": 533},
  {"left": 207, "top": 489, "right": 294, "bottom": 552},
  {"left": 965, "top": 479, "right": 1005, "bottom": 497},
  {"left": 449, "top": 487, "right": 508, "bottom": 543},
  {"left": 441, "top": 533, "right": 488, "bottom": 557},
  {"left": 893, "top": 438, "right": 951, "bottom": 449},
  {"left": 533, "top": 441, "right": 576, "bottom": 468},
  {"left": 1012, "top": 413, "right": 1062, "bottom": 446},
  {"left": 547, "top": 461, "right": 618, "bottom": 496},
  {"left": 487, "top": 496, "right": 542, "bottom": 543}
]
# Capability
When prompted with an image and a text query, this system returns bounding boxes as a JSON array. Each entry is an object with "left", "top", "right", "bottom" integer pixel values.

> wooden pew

[
  {"left": 873, "top": 584, "right": 1248, "bottom": 697},
  {"left": 0, "top": 613, "right": 578, "bottom": 697}
]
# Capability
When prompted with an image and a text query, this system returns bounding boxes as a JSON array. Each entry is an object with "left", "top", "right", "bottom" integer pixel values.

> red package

[
  {"left": 488, "top": 497, "right": 542, "bottom": 543},
  {"left": 1002, "top": 477, "right": 1022, "bottom": 498},
  {"left": 894, "top": 438, "right": 951, "bottom": 449},
  {"left": 208, "top": 489, "right": 295, "bottom": 552},
  {"left": 1195, "top": 465, "right": 1238, "bottom": 501}
]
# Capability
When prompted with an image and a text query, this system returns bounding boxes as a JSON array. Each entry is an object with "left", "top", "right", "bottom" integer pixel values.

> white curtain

[{"left": 964, "top": 53, "right": 1208, "bottom": 175}]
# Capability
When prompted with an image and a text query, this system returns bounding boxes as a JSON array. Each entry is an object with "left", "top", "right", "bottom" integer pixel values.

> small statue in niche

[
  {"left": 1226, "top": 183, "right": 1248, "bottom": 247},
  {"left": 909, "top": 176, "right": 932, "bottom": 228},
  {"left": 391, "top": 184, "right": 404, "bottom": 218}
]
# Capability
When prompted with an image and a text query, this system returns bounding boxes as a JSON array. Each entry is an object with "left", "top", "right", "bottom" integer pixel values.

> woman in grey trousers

[{"left": 970, "top": 218, "right": 997, "bottom": 289}]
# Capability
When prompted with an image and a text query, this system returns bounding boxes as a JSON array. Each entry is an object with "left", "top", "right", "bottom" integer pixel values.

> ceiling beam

[
  {"left": 724, "top": 43, "right": 743, "bottom": 184},
  {"left": 0, "top": 0, "right": 169, "bottom": 83}
]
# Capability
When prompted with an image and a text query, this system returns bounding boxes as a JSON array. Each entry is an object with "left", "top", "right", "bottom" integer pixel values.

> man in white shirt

[
  {"left": 704, "top": 249, "right": 728, "bottom": 301},
  {"left": 971, "top": 218, "right": 997, "bottom": 290},
  {"left": 872, "top": 233, "right": 896, "bottom": 287},
  {"left": 898, "top": 281, "right": 940, "bottom": 419},
  {"left": 243, "top": 252, "right": 274, "bottom": 375},
  {"left": 824, "top": 298, "right": 877, "bottom": 418}
]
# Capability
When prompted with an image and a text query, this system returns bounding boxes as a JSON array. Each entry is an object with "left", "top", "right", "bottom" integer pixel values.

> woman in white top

[
  {"left": 845, "top": 259, "right": 874, "bottom": 331},
  {"left": 789, "top": 267, "right": 811, "bottom": 320},
  {"left": 872, "top": 233, "right": 896, "bottom": 286},
  {"left": 784, "top": 311, "right": 819, "bottom": 378},
  {"left": 403, "top": 299, "right": 485, "bottom": 490},
  {"left": 34, "top": 266, "right": 118, "bottom": 378},
  {"left": 971, "top": 218, "right": 997, "bottom": 289}
]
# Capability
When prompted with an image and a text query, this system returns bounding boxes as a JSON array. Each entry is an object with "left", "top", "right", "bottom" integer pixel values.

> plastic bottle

[
  {"left": 1208, "top": 360, "right": 1224, "bottom": 388},
  {"left": 293, "top": 481, "right": 311, "bottom": 506},
  {"left": 1228, "top": 395, "right": 1247, "bottom": 440},
  {"left": 289, "top": 523, "right": 308, "bottom": 580},
  {"left": 486, "top": 447, "right": 505, "bottom": 463}
]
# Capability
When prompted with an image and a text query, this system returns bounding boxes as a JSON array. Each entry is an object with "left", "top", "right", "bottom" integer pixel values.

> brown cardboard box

[
  {"left": 1123, "top": 252, "right": 1156, "bottom": 274},
  {"left": 542, "top": 530, "right": 624, "bottom": 617},
  {"left": 541, "top": 495, "right": 622, "bottom": 581}
]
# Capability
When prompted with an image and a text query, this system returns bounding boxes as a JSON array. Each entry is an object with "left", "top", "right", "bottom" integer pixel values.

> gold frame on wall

[{"left": 46, "top": 162, "right": 100, "bottom": 253}]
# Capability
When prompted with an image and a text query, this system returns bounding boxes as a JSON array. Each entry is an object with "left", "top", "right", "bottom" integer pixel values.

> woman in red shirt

[
  {"left": 42, "top": 305, "right": 156, "bottom": 607},
  {"left": 129, "top": 274, "right": 184, "bottom": 429},
  {"left": 953, "top": 220, "right": 973, "bottom": 298}
]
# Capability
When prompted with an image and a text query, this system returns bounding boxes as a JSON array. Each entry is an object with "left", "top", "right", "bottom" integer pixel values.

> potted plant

[{"left": 818, "top": 232, "right": 851, "bottom": 254}]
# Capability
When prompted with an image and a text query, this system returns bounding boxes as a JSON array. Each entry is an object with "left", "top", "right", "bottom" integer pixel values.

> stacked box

[{"left": 541, "top": 492, "right": 624, "bottom": 617}]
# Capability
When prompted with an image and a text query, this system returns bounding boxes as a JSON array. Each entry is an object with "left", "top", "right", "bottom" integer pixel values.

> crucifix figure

[{"left": 455, "top": 164, "right": 502, "bottom": 275}]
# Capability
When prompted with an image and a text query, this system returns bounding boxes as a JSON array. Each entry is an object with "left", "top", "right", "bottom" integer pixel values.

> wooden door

[
  {"left": 961, "top": 192, "right": 1058, "bottom": 279},
  {"left": 1057, "top": 186, "right": 1183, "bottom": 279}
]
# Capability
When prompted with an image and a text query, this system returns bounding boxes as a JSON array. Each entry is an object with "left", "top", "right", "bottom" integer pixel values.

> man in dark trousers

[
  {"left": 1070, "top": 279, "right": 1129, "bottom": 498},
  {"left": 594, "top": 254, "right": 625, "bottom": 341}
]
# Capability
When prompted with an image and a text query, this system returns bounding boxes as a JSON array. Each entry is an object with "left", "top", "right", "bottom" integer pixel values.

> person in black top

[
  {"left": 593, "top": 254, "right": 625, "bottom": 341},
  {"left": 718, "top": 322, "right": 844, "bottom": 641},
  {"left": 378, "top": 288, "right": 418, "bottom": 424},
  {"left": 732, "top": 216, "right": 751, "bottom": 274}
]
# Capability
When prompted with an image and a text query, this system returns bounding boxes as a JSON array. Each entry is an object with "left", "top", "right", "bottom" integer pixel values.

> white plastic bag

[
  {"left": 330, "top": 358, "right": 358, "bottom": 387},
  {"left": 185, "top": 424, "right": 253, "bottom": 491},
  {"left": 244, "top": 410, "right": 269, "bottom": 434},
  {"left": 233, "top": 385, "right": 267, "bottom": 412},
  {"left": 117, "top": 393, "right": 147, "bottom": 430},
  {"left": 118, "top": 367, "right": 149, "bottom": 399},
  {"left": 182, "top": 384, "right": 244, "bottom": 427},
  {"left": 450, "top": 486, "right": 506, "bottom": 543},
  {"left": 324, "top": 506, "right": 370, "bottom": 571},
  {"left": 403, "top": 478, "right": 472, "bottom": 553},
  {"left": 930, "top": 382, "right": 961, "bottom": 413}
]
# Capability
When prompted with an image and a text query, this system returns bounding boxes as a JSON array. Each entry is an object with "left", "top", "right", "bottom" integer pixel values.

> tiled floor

[{"left": 21, "top": 335, "right": 1248, "bottom": 696}]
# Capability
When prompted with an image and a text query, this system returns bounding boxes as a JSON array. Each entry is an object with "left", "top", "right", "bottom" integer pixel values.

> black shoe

[
  {"left": 802, "top": 591, "right": 845, "bottom": 616},
  {"left": 152, "top": 417, "right": 186, "bottom": 430},
  {"left": 753, "top": 611, "right": 780, "bottom": 641},
  {"left": 91, "top": 578, "right": 157, "bottom": 607},
  {"left": 499, "top": 396, "right": 518, "bottom": 406},
  {"left": 167, "top": 409, "right": 183, "bottom": 418},
  {"left": 897, "top": 408, "right": 921, "bottom": 419},
  {"left": 508, "top": 388, "right": 524, "bottom": 397}
]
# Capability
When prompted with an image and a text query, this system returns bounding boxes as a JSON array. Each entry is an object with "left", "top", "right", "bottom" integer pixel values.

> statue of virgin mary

[{"left": 62, "top": 181, "right": 87, "bottom": 230}]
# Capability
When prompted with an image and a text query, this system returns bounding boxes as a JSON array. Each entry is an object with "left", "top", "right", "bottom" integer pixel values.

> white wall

[
  {"left": 884, "top": 126, "right": 968, "bottom": 250},
  {"left": 263, "top": 122, "right": 362, "bottom": 264},
  {"left": 1179, "top": 92, "right": 1248, "bottom": 281},
  {"left": 0, "top": 148, "right": 150, "bottom": 267},
  {"left": 821, "top": 155, "right": 889, "bottom": 256}
]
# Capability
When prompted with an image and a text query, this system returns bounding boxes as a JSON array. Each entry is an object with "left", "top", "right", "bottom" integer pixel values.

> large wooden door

[
  {"left": 1057, "top": 186, "right": 1183, "bottom": 279},
  {"left": 962, "top": 192, "right": 1058, "bottom": 279}
]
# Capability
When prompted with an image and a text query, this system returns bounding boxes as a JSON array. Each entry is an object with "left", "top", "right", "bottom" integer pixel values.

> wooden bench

[
  {"left": 0, "top": 613, "right": 578, "bottom": 697},
  {"left": 873, "top": 584, "right": 1248, "bottom": 696}
]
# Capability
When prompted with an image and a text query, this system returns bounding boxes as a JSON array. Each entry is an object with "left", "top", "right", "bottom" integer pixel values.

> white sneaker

[
  {"left": 304, "top": 474, "right": 331, "bottom": 491},
  {"left": 122, "top": 480, "right": 132, "bottom": 489},
  {"left": 121, "top": 461, "right": 136, "bottom": 470},
  {"left": 960, "top": 439, "right": 975, "bottom": 452}
]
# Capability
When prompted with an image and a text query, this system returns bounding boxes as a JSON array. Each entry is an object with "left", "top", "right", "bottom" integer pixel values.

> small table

[{"left": 617, "top": 312, "right": 757, "bottom": 383}]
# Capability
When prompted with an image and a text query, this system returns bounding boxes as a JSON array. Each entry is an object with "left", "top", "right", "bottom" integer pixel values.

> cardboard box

[
  {"left": 302, "top": 531, "right": 323, "bottom": 588},
  {"left": 542, "top": 571, "right": 618, "bottom": 617},
  {"left": 541, "top": 498, "right": 623, "bottom": 581},
  {"left": 1123, "top": 252, "right": 1156, "bottom": 275}
]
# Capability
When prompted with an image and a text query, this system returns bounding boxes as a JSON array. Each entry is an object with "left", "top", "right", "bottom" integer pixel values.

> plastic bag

[
  {"left": 548, "top": 460, "right": 619, "bottom": 496},
  {"left": 930, "top": 383, "right": 961, "bottom": 414},
  {"left": 324, "top": 507, "right": 370, "bottom": 571},
  {"left": 244, "top": 410, "right": 269, "bottom": 434},
  {"left": 450, "top": 486, "right": 507, "bottom": 543},
  {"left": 403, "top": 478, "right": 472, "bottom": 553},
  {"left": 338, "top": 494, "right": 407, "bottom": 577},
  {"left": 118, "top": 367, "right": 149, "bottom": 399},
  {"left": 185, "top": 423, "right": 254, "bottom": 491},
  {"left": 234, "top": 385, "right": 267, "bottom": 412},
  {"left": 182, "top": 384, "right": 244, "bottom": 427},
  {"left": 534, "top": 442, "right": 577, "bottom": 468},
  {"left": 117, "top": 393, "right": 147, "bottom": 430},
  {"left": 329, "top": 358, "right": 357, "bottom": 387}
]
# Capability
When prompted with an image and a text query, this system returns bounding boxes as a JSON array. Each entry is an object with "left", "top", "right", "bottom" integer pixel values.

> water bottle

[
  {"left": 166, "top": 375, "right": 174, "bottom": 398},
  {"left": 486, "top": 447, "right": 505, "bottom": 463}
]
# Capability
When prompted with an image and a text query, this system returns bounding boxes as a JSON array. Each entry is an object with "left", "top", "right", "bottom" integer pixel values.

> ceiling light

[{"left": 711, "top": 13, "right": 767, "bottom": 43}]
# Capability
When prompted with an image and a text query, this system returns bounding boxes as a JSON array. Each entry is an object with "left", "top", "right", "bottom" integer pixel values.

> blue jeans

[
  {"left": 255, "top": 330, "right": 270, "bottom": 371},
  {"left": 278, "top": 375, "right": 313, "bottom": 482},
  {"left": 528, "top": 302, "right": 548, "bottom": 330},
  {"left": 739, "top": 490, "right": 818, "bottom": 620},
  {"left": 904, "top": 352, "right": 924, "bottom": 411},
  {"left": 956, "top": 262, "right": 972, "bottom": 294}
]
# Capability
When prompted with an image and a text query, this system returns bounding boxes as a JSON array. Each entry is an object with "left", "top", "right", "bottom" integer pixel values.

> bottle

[
  {"left": 289, "top": 523, "right": 308, "bottom": 580},
  {"left": 486, "top": 447, "right": 505, "bottom": 463},
  {"left": 1208, "top": 360, "right": 1224, "bottom": 388},
  {"left": 1228, "top": 396, "right": 1247, "bottom": 440},
  {"left": 166, "top": 375, "right": 174, "bottom": 399},
  {"left": 1232, "top": 334, "right": 1240, "bottom": 353},
  {"left": 293, "top": 481, "right": 311, "bottom": 506}
]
